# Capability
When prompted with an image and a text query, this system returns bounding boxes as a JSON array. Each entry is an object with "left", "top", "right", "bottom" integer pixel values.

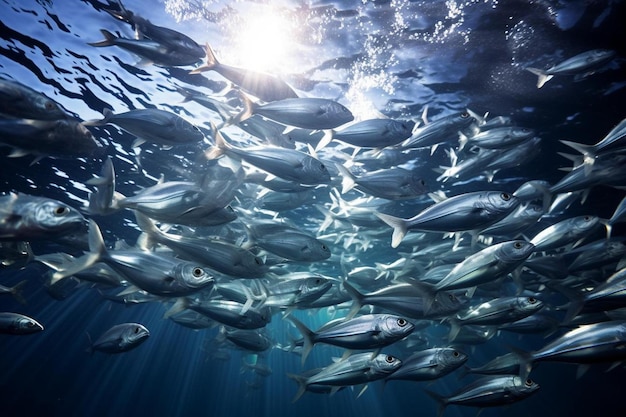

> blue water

[{"left": 1, "top": 1, "right": 626, "bottom": 416}]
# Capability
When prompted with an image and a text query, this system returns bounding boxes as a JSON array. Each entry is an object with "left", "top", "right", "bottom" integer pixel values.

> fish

[
  {"left": 425, "top": 375, "right": 539, "bottom": 417},
  {"left": 529, "top": 215, "right": 600, "bottom": 252},
  {"left": 385, "top": 347, "right": 468, "bottom": 381},
  {"left": 0, "top": 280, "right": 28, "bottom": 304},
  {"left": 458, "top": 126, "right": 535, "bottom": 151},
  {"left": 89, "top": 29, "right": 202, "bottom": 67},
  {"left": 190, "top": 44, "right": 298, "bottom": 102},
  {"left": 230, "top": 93, "right": 354, "bottom": 131},
  {"left": 0, "top": 78, "right": 67, "bottom": 120},
  {"left": 0, "top": 193, "right": 86, "bottom": 241},
  {"left": 84, "top": 108, "right": 204, "bottom": 148},
  {"left": 208, "top": 128, "right": 331, "bottom": 186},
  {"left": 287, "top": 314, "right": 415, "bottom": 363},
  {"left": 135, "top": 212, "right": 266, "bottom": 279},
  {"left": 245, "top": 222, "right": 331, "bottom": 262},
  {"left": 525, "top": 49, "right": 616, "bottom": 88},
  {"left": 86, "top": 323, "right": 149, "bottom": 353},
  {"left": 0, "top": 118, "right": 105, "bottom": 161},
  {"left": 514, "top": 321, "right": 626, "bottom": 379},
  {"left": 448, "top": 296, "right": 544, "bottom": 340},
  {"left": 0, "top": 312, "right": 43, "bottom": 335},
  {"left": 400, "top": 110, "right": 477, "bottom": 154},
  {"left": 316, "top": 118, "right": 415, "bottom": 150},
  {"left": 184, "top": 298, "right": 272, "bottom": 330},
  {"left": 50, "top": 220, "right": 215, "bottom": 297},
  {"left": 102, "top": 0, "right": 205, "bottom": 62},
  {"left": 217, "top": 326, "right": 272, "bottom": 352},
  {"left": 335, "top": 165, "right": 428, "bottom": 200},
  {"left": 423, "top": 240, "right": 535, "bottom": 298},
  {"left": 287, "top": 352, "right": 401, "bottom": 401},
  {"left": 375, "top": 191, "right": 520, "bottom": 248}
]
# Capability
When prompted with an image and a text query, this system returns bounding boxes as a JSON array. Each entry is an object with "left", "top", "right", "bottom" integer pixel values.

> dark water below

[{"left": 1, "top": 1, "right": 626, "bottom": 416}]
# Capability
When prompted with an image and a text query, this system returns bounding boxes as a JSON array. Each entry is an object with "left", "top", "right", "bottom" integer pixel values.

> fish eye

[
  {"left": 192, "top": 267, "right": 204, "bottom": 277},
  {"left": 448, "top": 294, "right": 455, "bottom": 301},
  {"left": 54, "top": 206, "right": 69, "bottom": 216},
  {"left": 453, "top": 351, "right": 460, "bottom": 357},
  {"left": 134, "top": 327, "right": 140, "bottom": 334},
  {"left": 321, "top": 244, "right": 328, "bottom": 251},
  {"left": 514, "top": 242, "right": 523, "bottom": 249},
  {"left": 525, "top": 379, "right": 533, "bottom": 387},
  {"left": 397, "top": 318, "right": 407, "bottom": 327},
  {"left": 461, "top": 111, "right": 469, "bottom": 118},
  {"left": 528, "top": 297, "right": 537, "bottom": 304},
  {"left": 500, "top": 192, "right": 511, "bottom": 201},
  {"left": 26, "top": 321, "right": 35, "bottom": 327},
  {"left": 254, "top": 257, "right": 263, "bottom": 265},
  {"left": 420, "top": 179, "right": 426, "bottom": 186},
  {"left": 45, "top": 101, "right": 55, "bottom": 110},
  {"left": 583, "top": 215, "right": 592, "bottom": 221},
  {"left": 319, "top": 163, "right": 326, "bottom": 171},
  {"left": 385, "top": 356, "right": 394, "bottom": 363}
]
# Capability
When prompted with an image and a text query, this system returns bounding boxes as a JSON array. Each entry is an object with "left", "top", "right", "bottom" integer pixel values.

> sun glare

[{"left": 230, "top": 10, "right": 296, "bottom": 74}]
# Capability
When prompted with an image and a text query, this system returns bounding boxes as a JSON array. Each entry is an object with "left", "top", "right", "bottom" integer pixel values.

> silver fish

[
  {"left": 530, "top": 215, "right": 600, "bottom": 252},
  {"left": 431, "top": 240, "right": 535, "bottom": 293},
  {"left": 401, "top": 110, "right": 476, "bottom": 153},
  {"left": 375, "top": 191, "right": 520, "bottom": 248},
  {"left": 190, "top": 44, "right": 297, "bottom": 102},
  {"left": 336, "top": 165, "right": 428, "bottom": 200},
  {"left": 386, "top": 347, "right": 468, "bottom": 381},
  {"left": 0, "top": 312, "right": 43, "bottom": 335},
  {"left": 0, "top": 280, "right": 27, "bottom": 304},
  {"left": 217, "top": 326, "right": 272, "bottom": 352},
  {"left": 288, "top": 313, "right": 414, "bottom": 363},
  {"left": 232, "top": 93, "right": 354, "bottom": 130},
  {"left": 209, "top": 129, "right": 331, "bottom": 185},
  {"left": 246, "top": 222, "right": 331, "bottom": 262},
  {"left": 526, "top": 49, "right": 615, "bottom": 88},
  {"left": 0, "top": 118, "right": 104, "bottom": 160},
  {"left": 0, "top": 78, "right": 67, "bottom": 120},
  {"left": 84, "top": 108, "right": 204, "bottom": 148},
  {"left": 135, "top": 213, "right": 266, "bottom": 278},
  {"left": 458, "top": 126, "right": 535, "bottom": 151},
  {"left": 87, "top": 323, "right": 149, "bottom": 354},
  {"left": 51, "top": 220, "right": 214, "bottom": 297},
  {"left": 287, "top": 352, "right": 401, "bottom": 401},
  {"left": 317, "top": 118, "right": 414, "bottom": 150},
  {"left": 186, "top": 298, "right": 271, "bottom": 330},
  {"left": 89, "top": 29, "right": 202, "bottom": 66},
  {"left": 449, "top": 296, "right": 543, "bottom": 340},
  {"left": 103, "top": 2, "right": 205, "bottom": 61},
  {"left": 425, "top": 375, "right": 539, "bottom": 417},
  {"left": 0, "top": 193, "right": 86, "bottom": 241}
]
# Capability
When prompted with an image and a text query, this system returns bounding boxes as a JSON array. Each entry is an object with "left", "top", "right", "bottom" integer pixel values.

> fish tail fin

[
  {"left": 286, "top": 316, "right": 315, "bottom": 365},
  {"left": 83, "top": 107, "right": 115, "bottom": 127},
  {"left": 458, "top": 131, "right": 469, "bottom": 151},
  {"left": 335, "top": 163, "right": 356, "bottom": 194},
  {"left": 447, "top": 318, "right": 461, "bottom": 342},
  {"left": 374, "top": 212, "right": 408, "bottom": 248},
  {"left": 525, "top": 67, "right": 553, "bottom": 88},
  {"left": 86, "top": 157, "right": 119, "bottom": 215},
  {"left": 10, "top": 279, "right": 28, "bottom": 305},
  {"left": 134, "top": 211, "right": 164, "bottom": 250},
  {"left": 424, "top": 389, "right": 448, "bottom": 417},
  {"left": 286, "top": 373, "right": 308, "bottom": 403},
  {"left": 51, "top": 220, "right": 106, "bottom": 284},
  {"left": 163, "top": 297, "right": 189, "bottom": 319},
  {"left": 507, "top": 344, "right": 534, "bottom": 381},
  {"left": 226, "top": 91, "right": 256, "bottom": 127},
  {"left": 88, "top": 29, "right": 118, "bottom": 48},
  {"left": 205, "top": 123, "right": 231, "bottom": 159},
  {"left": 315, "top": 129, "right": 334, "bottom": 151},
  {"left": 189, "top": 43, "right": 220, "bottom": 74},
  {"left": 342, "top": 279, "right": 364, "bottom": 319},
  {"left": 560, "top": 140, "right": 597, "bottom": 175}
]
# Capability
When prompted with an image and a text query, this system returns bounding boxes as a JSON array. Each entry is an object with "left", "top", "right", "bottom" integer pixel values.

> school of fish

[{"left": 1, "top": 1, "right": 625, "bottom": 415}]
